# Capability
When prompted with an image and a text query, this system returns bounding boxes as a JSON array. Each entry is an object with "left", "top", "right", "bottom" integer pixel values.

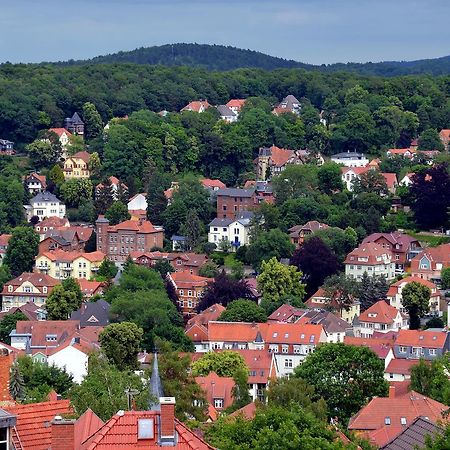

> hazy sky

[{"left": 1, "top": 0, "right": 449, "bottom": 64}]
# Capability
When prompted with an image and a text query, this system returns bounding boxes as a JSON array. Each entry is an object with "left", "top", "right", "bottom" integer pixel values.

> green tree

[
  {"left": 257, "top": 257, "right": 305, "bottom": 303},
  {"left": 323, "top": 274, "right": 358, "bottom": 317},
  {"left": 231, "top": 366, "right": 252, "bottom": 411},
  {"left": 97, "top": 257, "right": 118, "bottom": 279},
  {"left": 418, "top": 128, "right": 445, "bottom": 151},
  {"left": 0, "top": 311, "right": 28, "bottom": 344},
  {"left": 82, "top": 102, "right": 103, "bottom": 141},
  {"left": 46, "top": 284, "right": 82, "bottom": 320},
  {"left": 198, "top": 261, "right": 219, "bottom": 278},
  {"left": 105, "top": 201, "right": 130, "bottom": 225},
  {"left": 313, "top": 227, "right": 357, "bottom": 265},
  {"left": 352, "top": 170, "right": 388, "bottom": 196},
  {"left": 26, "top": 134, "right": 62, "bottom": 168},
  {"left": 60, "top": 178, "right": 93, "bottom": 207},
  {"left": 191, "top": 351, "right": 248, "bottom": 377},
  {"left": 356, "top": 273, "right": 389, "bottom": 311},
  {"left": 61, "top": 277, "right": 83, "bottom": 303},
  {"left": 146, "top": 171, "right": 170, "bottom": 225},
  {"left": 47, "top": 164, "right": 65, "bottom": 188},
  {"left": 179, "top": 209, "right": 204, "bottom": 250},
  {"left": 9, "top": 362, "right": 25, "bottom": 401},
  {"left": 295, "top": 343, "right": 388, "bottom": 421},
  {"left": 70, "top": 353, "right": 148, "bottom": 421},
  {"left": 0, "top": 265, "right": 12, "bottom": 292},
  {"left": 218, "top": 299, "right": 267, "bottom": 323},
  {"left": 402, "top": 281, "right": 431, "bottom": 329},
  {"left": 317, "top": 162, "right": 344, "bottom": 194},
  {"left": 153, "top": 260, "right": 175, "bottom": 277},
  {"left": 4, "top": 227, "right": 40, "bottom": 276},
  {"left": 99, "top": 322, "right": 143, "bottom": 371},
  {"left": 440, "top": 267, "right": 450, "bottom": 290},
  {"left": 95, "top": 177, "right": 115, "bottom": 215},
  {"left": 67, "top": 134, "right": 86, "bottom": 155}
]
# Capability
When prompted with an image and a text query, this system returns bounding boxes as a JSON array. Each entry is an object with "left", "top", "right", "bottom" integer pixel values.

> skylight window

[
  {"left": 138, "top": 419, "right": 154, "bottom": 439},
  {"left": 385, "top": 417, "right": 391, "bottom": 425}
]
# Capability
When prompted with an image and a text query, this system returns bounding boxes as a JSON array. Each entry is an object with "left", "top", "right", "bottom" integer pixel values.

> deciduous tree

[
  {"left": 105, "top": 201, "right": 130, "bottom": 225},
  {"left": 46, "top": 284, "right": 82, "bottom": 320},
  {"left": 192, "top": 351, "right": 247, "bottom": 377},
  {"left": 218, "top": 299, "right": 267, "bottom": 323},
  {"left": 4, "top": 227, "right": 40, "bottom": 276},
  {"left": 402, "top": 281, "right": 431, "bottom": 329}
]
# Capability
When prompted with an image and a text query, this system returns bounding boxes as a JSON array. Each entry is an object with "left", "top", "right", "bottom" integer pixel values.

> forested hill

[{"left": 56, "top": 43, "right": 450, "bottom": 76}]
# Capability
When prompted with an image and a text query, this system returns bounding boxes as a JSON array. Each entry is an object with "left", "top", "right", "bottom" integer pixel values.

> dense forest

[
  {"left": 51, "top": 43, "right": 450, "bottom": 76},
  {"left": 1, "top": 61, "right": 450, "bottom": 151}
]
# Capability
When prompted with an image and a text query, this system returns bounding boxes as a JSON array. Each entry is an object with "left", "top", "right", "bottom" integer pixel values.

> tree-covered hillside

[{"left": 54, "top": 43, "right": 450, "bottom": 76}]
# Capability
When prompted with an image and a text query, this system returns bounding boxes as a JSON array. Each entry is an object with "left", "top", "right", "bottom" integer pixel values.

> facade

[
  {"left": 393, "top": 330, "right": 449, "bottom": 360},
  {"left": 24, "top": 172, "right": 47, "bottom": 194},
  {"left": 195, "top": 372, "right": 235, "bottom": 412},
  {"left": 1, "top": 272, "right": 59, "bottom": 312},
  {"left": 64, "top": 112, "right": 84, "bottom": 135},
  {"left": 96, "top": 217, "right": 164, "bottom": 264},
  {"left": 440, "top": 129, "right": 450, "bottom": 150},
  {"left": 26, "top": 191, "right": 66, "bottom": 221},
  {"left": 216, "top": 188, "right": 255, "bottom": 219},
  {"left": 63, "top": 151, "right": 91, "bottom": 179},
  {"left": 331, "top": 152, "right": 369, "bottom": 167},
  {"left": 35, "top": 249, "right": 106, "bottom": 280},
  {"left": 167, "top": 271, "right": 212, "bottom": 316},
  {"left": 255, "top": 145, "right": 297, "bottom": 180},
  {"left": 353, "top": 301, "right": 408, "bottom": 338},
  {"left": 216, "top": 105, "right": 237, "bottom": 123},
  {"left": 288, "top": 221, "right": 329, "bottom": 248},
  {"left": 208, "top": 213, "right": 252, "bottom": 251},
  {"left": 0, "top": 138, "right": 14, "bottom": 154},
  {"left": 131, "top": 251, "right": 208, "bottom": 275},
  {"left": 344, "top": 242, "right": 396, "bottom": 281},
  {"left": 47, "top": 344, "right": 90, "bottom": 384},
  {"left": 362, "top": 232, "right": 422, "bottom": 274},
  {"left": 341, "top": 166, "right": 370, "bottom": 190},
  {"left": 128, "top": 193, "right": 148, "bottom": 212},
  {"left": 48, "top": 127, "right": 72, "bottom": 156},
  {"left": 384, "top": 359, "right": 418, "bottom": 382},
  {"left": 387, "top": 276, "right": 441, "bottom": 315},
  {"left": 410, "top": 243, "right": 450, "bottom": 283}
]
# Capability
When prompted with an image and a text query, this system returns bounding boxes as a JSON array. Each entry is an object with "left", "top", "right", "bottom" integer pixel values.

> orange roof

[
  {"left": 358, "top": 301, "right": 400, "bottom": 325},
  {"left": 169, "top": 271, "right": 212, "bottom": 288},
  {"left": 185, "top": 323, "right": 208, "bottom": 342},
  {"left": 385, "top": 359, "right": 419, "bottom": 376},
  {"left": 344, "top": 242, "right": 392, "bottom": 265},
  {"left": 70, "top": 150, "right": 91, "bottom": 163},
  {"left": 411, "top": 244, "right": 450, "bottom": 271},
  {"left": 0, "top": 233, "right": 12, "bottom": 247},
  {"left": 195, "top": 372, "right": 235, "bottom": 410},
  {"left": 49, "top": 127, "right": 72, "bottom": 137},
  {"left": 6, "top": 400, "right": 73, "bottom": 450},
  {"left": 181, "top": 100, "right": 211, "bottom": 112},
  {"left": 96, "top": 176, "right": 128, "bottom": 190},
  {"left": 35, "top": 217, "right": 70, "bottom": 232},
  {"left": 387, "top": 148, "right": 416, "bottom": 156},
  {"left": 341, "top": 166, "right": 371, "bottom": 176},
  {"left": 381, "top": 172, "right": 398, "bottom": 189},
  {"left": 201, "top": 178, "right": 226, "bottom": 189},
  {"left": 83, "top": 410, "right": 214, "bottom": 449},
  {"left": 344, "top": 336, "right": 392, "bottom": 359},
  {"left": 75, "top": 409, "right": 105, "bottom": 445},
  {"left": 25, "top": 172, "right": 47, "bottom": 186},
  {"left": 230, "top": 402, "right": 257, "bottom": 420},
  {"left": 2, "top": 272, "right": 59, "bottom": 295},
  {"left": 39, "top": 249, "right": 105, "bottom": 263},
  {"left": 395, "top": 330, "right": 447, "bottom": 348},
  {"left": 186, "top": 304, "right": 225, "bottom": 330},
  {"left": 226, "top": 99, "right": 246, "bottom": 109},
  {"left": 268, "top": 145, "right": 294, "bottom": 167},
  {"left": 388, "top": 276, "right": 439, "bottom": 297},
  {"left": 108, "top": 219, "right": 159, "bottom": 234},
  {"left": 77, "top": 279, "right": 104, "bottom": 296},
  {"left": 439, "top": 129, "right": 450, "bottom": 139}
]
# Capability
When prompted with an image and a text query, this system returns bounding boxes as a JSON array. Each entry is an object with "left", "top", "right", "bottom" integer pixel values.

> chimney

[
  {"left": 159, "top": 397, "right": 176, "bottom": 445},
  {"left": 389, "top": 385, "right": 396, "bottom": 399},
  {"left": 51, "top": 416, "right": 75, "bottom": 450}
]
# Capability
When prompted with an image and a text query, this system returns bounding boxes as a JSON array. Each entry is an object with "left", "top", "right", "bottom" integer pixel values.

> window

[
  {"left": 284, "top": 359, "right": 293, "bottom": 368},
  {"left": 293, "top": 345, "right": 301, "bottom": 354},
  {"left": 282, "top": 345, "right": 289, "bottom": 353},
  {"left": 188, "top": 300, "right": 193, "bottom": 309},
  {"left": 223, "top": 228, "right": 227, "bottom": 232},
  {"left": 7, "top": 285, "right": 13, "bottom": 293},
  {"left": 214, "top": 398, "right": 224, "bottom": 409},
  {"left": 213, "top": 227, "right": 218, "bottom": 232},
  {"left": 385, "top": 417, "right": 391, "bottom": 425},
  {"left": 187, "top": 290, "right": 193, "bottom": 297},
  {"left": 400, "top": 417, "right": 407, "bottom": 425},
  {"left": 429, "top": 349, "right": 436, "bottom": 356},
  {"left": 179, "top": 290, "right": 184, "bottom": 296},
  {"left": 399, "top": 346, "right": 407, "bottom": 353}
]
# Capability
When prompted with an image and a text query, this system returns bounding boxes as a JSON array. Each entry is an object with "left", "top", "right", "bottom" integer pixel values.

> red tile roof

[
  {"left": 0, "top": 233, "right": 12, "bottom": 247},
  {"left": 48, "top": 127, "right": 72, "bottom": 137},
  {"left": 195, "top": 372, "right": 235, "bottom": 410},
  {"left": 75, "top": 408, "right": 105, "bottom": 445},
  {"left": 387, "top": 276, "right": 439, "bottom": 299},
  {"left": 381, "top": 173, "right": 398, "bottom": 189},
  {"left": 268, "top": 145, "right": 294, "bottom": 167},
  {"left": 77, "top": 279, "right": 104, "bottom": 296},
  {"left": 362, "top": 232, "right": 419, "bottom": 251},
  {"left": 83, "top": 410, "right": 214, "bottom": 449},
  {"left": 395, "top": 330, "right": 447, "bottom": 349},
  {"left": 108, "top": 219, "right": 159, "bottom": 234},
  {"left": 201, "top": 178, "right": 226, "bottom": 189},
  {"left": 440, "top": 129, "right": 450, "bottom": 140},
  {"left": 387, "top": 148, "right": 416, "bottom": 156},
  {"left": 358, "top": 301, "right": 401, "bottom": 325},
  {"left": 35, "top": 217, "right": 70, "bottom": 232},
  {"left": 6, "top": 400, "right": 73, "bottom": 450},
  {"left": 267, "top": 304, "right": 307, "bottom": 322},
  {"left": 341, "top": 166, "right": 371, "bottom": 176},
  {"left": 229, "top": 402, "right": 257, "bottom": 420},
  {"left": 344, "top": 336, "right": 393, "bottom": 359},
  {"left": 186, "top": 304, "right": 225, "bottom": 330},
  {"left": 169, "top": 271, "right": 212, "bottom": 289},
  {"left": 226, "top": 99, "right": 246, "bottom": 110},
  {"left": 181, "top": 100, "right": 211, "bottom": 112},
  {"left": 385, "top": 359, "right": 419, "bottom": 376},
  {"left": 344, "top": 242, "right": 392, "bottom": 265},
  {"left": 70, "top": 151, "right": 91, "bottom": 163},
  {"left": 410, "top": 243, "right": 450, "bottom": 272},
  {"left": 39, "top": 249, "right": 105, "bottom": 263},
  {"left": 1, "top": 272, "right": 59, "bottom": 296}
]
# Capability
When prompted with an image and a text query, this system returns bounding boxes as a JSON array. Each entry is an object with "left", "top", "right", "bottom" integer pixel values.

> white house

[
  {"left": 127, "top": 193, "right": 147, "bottom": 212},
  {"left": 331, "top": 151, "right": 369, "bottom": 167},
  {"left": 47, "top": 344, "right": 89, "bottom": 384},
  {"left": 384, "top": 359, "right": 418, "bottom": 382},
  {"left": 25, "top": 191, "right": 66, "bottom": 221},
  {"left": 216, "top": 105, "right": 238, "bottom": 123},
  {"left": 399, "top": 173, "right": 415, "bottom": 187},
  {"left": 208, "top": 213, "right": 252, "bottom": 251}
]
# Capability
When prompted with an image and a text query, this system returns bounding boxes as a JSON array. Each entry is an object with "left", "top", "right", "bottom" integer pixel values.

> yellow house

[
  {"left": 35, "top": 249, "right": 105, "bottom": 280},
  {"left": 63, "top": 151, "right": 91, "bottom": 179}
]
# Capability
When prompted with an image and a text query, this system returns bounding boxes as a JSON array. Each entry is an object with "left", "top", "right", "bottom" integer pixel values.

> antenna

[{"left": 124, "top": 387, "right": 139, "bottom": 410}]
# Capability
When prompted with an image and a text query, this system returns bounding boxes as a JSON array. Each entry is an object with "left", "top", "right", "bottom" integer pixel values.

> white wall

[{"left": 48, "top": 346, "right": 88, "bottom": 384}]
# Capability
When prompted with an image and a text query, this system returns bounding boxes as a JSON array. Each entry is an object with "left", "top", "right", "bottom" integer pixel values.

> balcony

[
  {"left": 61, "top": 266, "right": 72, "bottom": 271},
  {"left": 231, "top": 240, "right": 241, "bottom": 247},
  {"left": 91, "top": 266, "right": 99, "bottom": 272}
]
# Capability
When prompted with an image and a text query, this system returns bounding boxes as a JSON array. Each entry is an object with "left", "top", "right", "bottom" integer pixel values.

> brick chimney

[
  {"left": 51, "top": 416, "right": 75, "bottom": 450},
  {"left": 159, "top": 397, "right": 176, "bottom": 445},
  {"left": 389, "top": 385, "right": 396, "bottom": 399}
]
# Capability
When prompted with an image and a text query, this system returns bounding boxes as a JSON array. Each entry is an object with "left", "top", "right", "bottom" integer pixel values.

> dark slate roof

[
  {"left": 331, "top": 152, "right": 366, "bottom": 159},
  {"left": 236, "top": 210, "right": 254, "bottom": 220},
  {"left": 69, "top": 300, "right": 110, "bottom": 327},
  {"left": 217, "top": 105, "right": 236, "bottom": 117},
  {"left": 259, "top": 147, "right": 272, "bottom": 157},
  {"left": 303, "top": 309, "right": 350, "bottom": 334},
  {"left": 171, "top": 235, "right": 186, "bottom": 241},
  {"left": 71, "top": 112, "right": 84, "bottom": 124},
  {"left": 95, "top": 216, "right": 110, "bottom": 224},
  {"left": 209, "top": 218, "right": 233, "bottom": 227},
  {"left": 216, "top": 188, "right": 255, "bottom": 198},
  {"left": 30, "top": 191, "right": 62, "bottom": 204},
  {"left": 380, "top": 417, "right": 443, "bottom": 450}
]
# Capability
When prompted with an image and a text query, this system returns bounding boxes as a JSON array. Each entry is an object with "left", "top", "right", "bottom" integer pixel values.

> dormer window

[
  {"left": 8, "top": 285, "right": 13, "bottom": 292},
  {"left": 385, "top": 417, "right": 391, "bottom": 425},
  {"left": 400, "top": 417, "right": 407, "bottom": 425}
]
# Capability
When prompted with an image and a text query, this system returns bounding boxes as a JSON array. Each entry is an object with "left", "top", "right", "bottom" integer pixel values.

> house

[
  {"left": 393, "top": 329, "right": 449, "bottom": 360},
  {"left": 344, "top": 336, "right": 394, "bottom": 368},
  {"left": 96, "top": 217, "right": 164, "bottom": 264},
  {"left": 201, "top": 178, "right": 226, "bottom": 192},
  {"left": 250, "top": 180, "right": 275, "bottom": 204},
  {"left": 128, "top": 193, "right": 148, "bottom": 214},
  {"left": 26, "top": 191, "right": 66, "bottom": 221},
  {"left": 200, "top": 321, "right": 327, "bottom": 377},
  {"left": 48, "top": 127, "right": 72, "bottom": 156},
  {"left": 181, "top": 100, "right": 211, "bottom": 113},
  {"left": 288, "top": 221, "right": 329, "bottom": 248},
  {"left": 195, "top": 371, "right": 235, "bottom": 412},
  {"left": 384, "top": 359, "right": 419, "bottom": 382},
  {"left": 63, "top": 151, "right": 91, "bottom": 179},
  {"left": 1, "top": 272, "right": 59, "bottom": 312},
  {"left": 0, "top": 234, "right": 11, "bottom": 266},
  {"left": 348, "top": 386, "right": 448, "bottom": 448},
  {"left": 399, "top": 172, "right": 415, "bottom": 187},
  {"left": 305, "top": 288, "right": 361, "bottom": 323},
  {"left": 331, "top": 151, "right": 369, "bottom": 167},
  {"left": 64, "top": 112, "right": 85, "bottom": 135},
  {"left": 39, "top": 225, "right": 93, "bottom": 253},
  {"left": 23, "top": 172, "right": 47, "bottom": 194},
  {"left": 267, "top": 304, "right": 308, "bottom": 323},
  {"left": 0, "top": 408, "right": 16, "bottom": 448},
  {"left": 387, "top": 276, "right": 441, "bottom": 315},
  {"left": 344, "top": 242, "right": 396, "bottom": 281},
  {"left": 216, "top": 187, "right": 256, "bottom": 219},
  {"left": 362, "top": 232, "right": 422, "bottom": 274},
  {"left": 410, "top": 243, "right": 450, "bottom": 283},
  {"left": 167, "top": 271, "right": 212, "bottom": 316},
  {"left": 353, "top": 301, "right": 408, "bottom": 338},
  {"left": 131, "top": 251, "right": 208, "bottom": 275},
  {"left": 382, "top": 173, "right": 398, "bottom": 193},
  {"left": 75, "top": 279, "right": 106, "bottom": 299},
  {"left": 216, "top": 105, "right": 237, "bottom": 123},
  {"left": 208, "top": 211, "right": 253, "bottom": 251},
  {"left": 34, "top": 216, "right": 70, "bottom": 237},
  {"left": 226, "top": 99, "right": 246, "bottom": 114},
  {"left": 0, "top": 138, "right": 14, "bottom": 155},
  {"left": 341, "top": 166, "right": 370, "bottom": 190},
  {"left": 272, "top": 94, "right": 301, "bottom": 115},
  {"left": 95, "top": 176, "right": 128, "bottom": 200},
  {"left": 35, "top": 249, "right": 106, "bottom": 280},
  {"left": 439, "top": 129, "right": 450, "bottom": 150},
  {"left": 255, "top": 145, "right": 296, "bottom": 180},
  {"left": 0, "top": 301, "right": 47, "bottom": 321},
  {"left": 386, "top": 148, "right": 416, "bottom": 159},
  {"left": 171, "top": 235, "right": 187, "bottom": 251}
]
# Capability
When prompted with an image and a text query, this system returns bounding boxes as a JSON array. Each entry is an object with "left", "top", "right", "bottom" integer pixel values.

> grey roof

[
  {"left": 254, "top": 331, "right": 264, "bottom": 343},
  {"left": 255, "top": 181, "right": 273, "bottom": 194},
  {"left": 216, "top": 188, "right": 255, "bottom": 198},
  {"left": 71, "top": 112, "right": 84, "bottom": 124},
  {"left": 70, "top": 300, "right": 110, "bottom": 327},
  {"left": 331, "top": 152, "right": 366, "bottom": 159},
  {"left": 0, "top": 409, "right": 16, "bottom": 428},
  {"left": 171, "top": 235, "right": 186, "bottom": 241},
  {"left": 96, "top": 216, "right": 110, "bottom": 224},
  {"left": 149, "top": 353, "right": 164, "bottom": 411},
  {"left": 217, "top": 105, "right": 236, "bottom": 117},
  {"left": 304, "top": 309, "right": 350, "bottom": 334},
  {"left": 209, "top": 218, "right": 233, "bottom": 227},
  {"left": 380, "top": 417, "right": 443, "bottom": 450},
  {"left": 30, "top": 191, "right": 62, "bottom": 204},
  {"left": 259, "top": 147, "right": 272, "bottom": 157},
  {"left": 236, "top": 210, "right": 254, "bottom": 220},
  {"left": 0, "top": 139, "right": 14, "bottom": 145}
]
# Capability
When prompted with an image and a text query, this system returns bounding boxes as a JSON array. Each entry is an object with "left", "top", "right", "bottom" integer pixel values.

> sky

[{"left": 1, "top": 0, "right": 449, "bottom": 65}]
